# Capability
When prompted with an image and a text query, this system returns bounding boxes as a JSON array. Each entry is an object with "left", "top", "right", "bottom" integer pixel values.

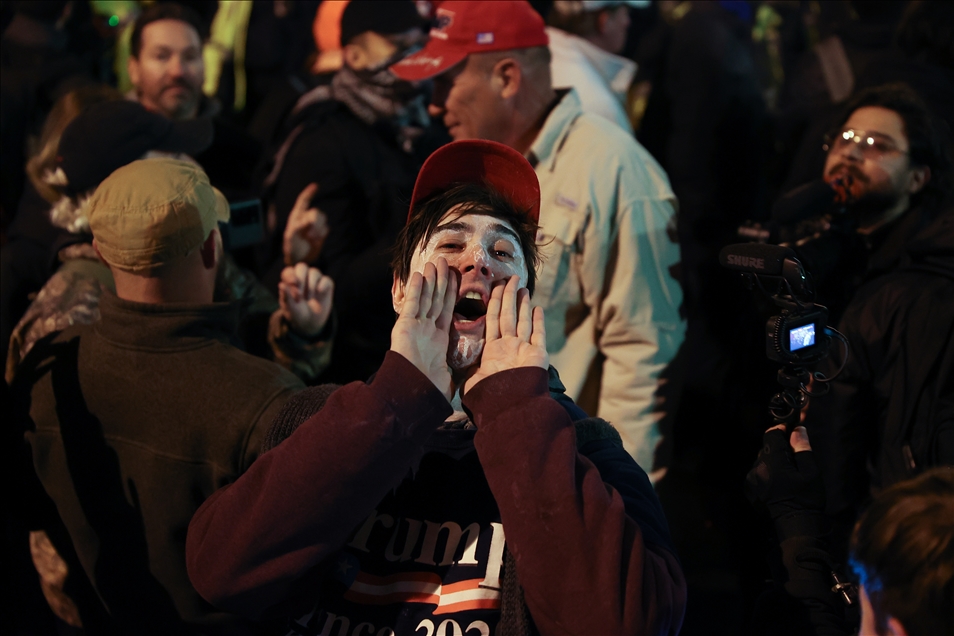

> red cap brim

[
  {"left": 409, "top": 140, "right": 540, "bottom": 224},
  {"left": 390, "top": 43, "right": 468, "bottom": 81}
]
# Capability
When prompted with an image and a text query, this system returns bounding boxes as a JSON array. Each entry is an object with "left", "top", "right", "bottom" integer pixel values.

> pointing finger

[{"left": 294, "top": 183, "right": 319, "bottom": 212}]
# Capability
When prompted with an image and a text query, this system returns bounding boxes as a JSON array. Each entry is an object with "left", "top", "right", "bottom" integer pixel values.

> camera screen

[{"left": 789, "top": 323, "right": 816, "bottom": 351}]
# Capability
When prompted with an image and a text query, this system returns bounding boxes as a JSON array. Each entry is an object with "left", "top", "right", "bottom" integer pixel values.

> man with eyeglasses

[
  {"left": 804, "top": 82, "right": 954, "bottom": 564},
  {"left": 821, "top": 95, "right": 934, "bottom": 234}
]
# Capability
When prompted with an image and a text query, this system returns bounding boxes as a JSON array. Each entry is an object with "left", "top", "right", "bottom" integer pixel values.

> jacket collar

[
  {"left": 545, "top": 27, "right": 637, "bottom": 100},
  {"left": 94, "top": 290, "right": 241, "bottom": 350},
  {"left": 528, "top": 88, "right": 583, "bottom": 173},
  {"left": 864, "top": 206, "right": 931, "bottom": 280}
]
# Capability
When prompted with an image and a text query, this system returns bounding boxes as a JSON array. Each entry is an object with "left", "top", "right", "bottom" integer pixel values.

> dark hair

[
  {"left": 131, "top": 2, "right": 207, "bottom": 59},
  {"left": 895, "top": 0, "right": 954, "bottom": 69},
  {"left": 849, "top": 467, "right": 954, "bottom": 636},
  {"left": 836, "top": 83, "right": 952, "bottom": 212},
  {"left": 391, "top": 182, "right": 541, "bottom": 295}
]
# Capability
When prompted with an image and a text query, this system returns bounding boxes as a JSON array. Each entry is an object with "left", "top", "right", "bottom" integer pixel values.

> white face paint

[{"left": 405, "top": 207, "right": 528, "bottom": 371}]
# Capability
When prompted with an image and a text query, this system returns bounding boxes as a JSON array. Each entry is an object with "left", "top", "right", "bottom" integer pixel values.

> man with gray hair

[{"left": 392, "top": 0, "right": 684, "bottom": 476}]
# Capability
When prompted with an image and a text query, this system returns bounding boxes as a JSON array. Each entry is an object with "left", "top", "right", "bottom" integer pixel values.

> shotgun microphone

[{"left": 719, "top": 243, "right": 796, "bottom": 276}]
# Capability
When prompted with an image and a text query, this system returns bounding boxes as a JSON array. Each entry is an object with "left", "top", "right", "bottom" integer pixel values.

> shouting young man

[{"left": 186, "top": 140, "right": 686, "bottom": 635}]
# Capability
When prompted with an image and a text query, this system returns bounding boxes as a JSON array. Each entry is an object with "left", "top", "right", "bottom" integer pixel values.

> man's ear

[
  {"left": 392, "top": 273, "right": 406, "bottom": 314},
  {"left": 907, "top": 165, "right": 930, "bottom": 195},
  {"left": 200, "top": 229, "right": 219, "bottom": 270},
  {"left": 342, "top": 42, "right": 367, "bottom": 71},
  {"left": 127, "top": 54, "right": 141, "bottom": 89},
  {"left": 492, "top": 57, "right": 522, "bottom": 100}
]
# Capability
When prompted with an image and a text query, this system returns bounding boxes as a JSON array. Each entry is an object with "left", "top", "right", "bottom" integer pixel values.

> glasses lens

[{"left": 825, "top": 129, "right": 898, "bottom": 159}]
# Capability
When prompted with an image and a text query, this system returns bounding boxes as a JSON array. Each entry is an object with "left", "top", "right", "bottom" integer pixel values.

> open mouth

[{"left": 454, "top": 291, "right": 487, "bottom": 322}]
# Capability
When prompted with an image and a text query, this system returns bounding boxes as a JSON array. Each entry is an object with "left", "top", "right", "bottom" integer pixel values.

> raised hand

[
  {"left": 278, "top": 263, "right": 334, "bottom": 337},
  {"left": 464, "top": 276, "right": 547, "bottom": 394},
  {"left": 283, "top": 183, "right": 329, "bottom": 266},
  {"left": 390, "top": 258, "right": 457, "bottom": 402},
  {"left": 745, "top": 425, "right": 825, "bottom": 522}
]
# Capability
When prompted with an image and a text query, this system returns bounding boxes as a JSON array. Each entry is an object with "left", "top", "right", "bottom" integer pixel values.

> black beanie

[{"left": 339, "top": 0, "right": 424, "bottom": 47}]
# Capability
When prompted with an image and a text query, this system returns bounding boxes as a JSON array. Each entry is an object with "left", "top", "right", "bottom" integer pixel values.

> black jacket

[
  {"left": 806, "top": 210, "right": 954, "bottom": 555},
  {"left": 264, "top": 99, "right": 442, "bottom": 383}
]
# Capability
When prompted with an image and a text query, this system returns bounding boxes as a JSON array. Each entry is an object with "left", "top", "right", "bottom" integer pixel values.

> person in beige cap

[{"left": 10, "top": 157, "right": 331, "bottom": 634}]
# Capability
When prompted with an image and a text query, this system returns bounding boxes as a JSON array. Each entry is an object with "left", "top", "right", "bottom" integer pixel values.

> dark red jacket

[{"left": 186, "top": 353, "right": 686, "bottom": 635}]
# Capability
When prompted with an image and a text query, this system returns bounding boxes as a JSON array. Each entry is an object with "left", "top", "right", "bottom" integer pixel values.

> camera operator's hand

[
  {"left": 463, "top": 276, "right": 548, "bottom": 395},
  {"left": 745, "top": 425, "right": 826, "bottom": 522},
  {"left": 283, "top": 183, "right": 329, "bottom": 266},
  {"left": 390, "top": 258, "right": 457, "bottom": 403},
  {"left": 278, "top": 263, "right": 334, "bottom": 338}
]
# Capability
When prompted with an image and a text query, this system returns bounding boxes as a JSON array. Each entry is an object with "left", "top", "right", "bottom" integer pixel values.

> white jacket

[
  {"left": 546, "top": 26, "right": 636, "bottom": 133},
  {"left": 530, "top": 89, "right": 685, "bottom": 472}
]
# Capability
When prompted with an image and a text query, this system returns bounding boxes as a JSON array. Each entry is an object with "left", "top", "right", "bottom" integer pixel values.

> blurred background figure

[
  {"left": 629, "top": 4, "right": 771, "bottom": 628},
  {"left": 259, "top": 0, "right": 444, "bottom": 384},
  {"left": 126, "top": 2, "right": 263, "bottom": 197},
  {"left": 1, "top": 85, "right": 120, "bottom": 374},
  {"left": 1, "top": 0, "right": 94, "bottom": 226},
  {"left": 546, "top": 0, "right": 645, "bottom": 132}
]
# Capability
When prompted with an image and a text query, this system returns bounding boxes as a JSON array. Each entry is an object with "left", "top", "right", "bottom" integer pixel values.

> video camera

[{"left": 720, "top": 243, "right": 847, "bottom": 429}]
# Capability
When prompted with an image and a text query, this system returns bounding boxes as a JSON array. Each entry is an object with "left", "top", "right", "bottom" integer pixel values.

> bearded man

[
  {"left": 127, "top": 2, "right": 263, "bottom": 196},
  {"left": 804, "top": 83, "right": 953, "bottom": 561},
  {"left": 186, "top": 140, "right": 687, "bottom": 636}
]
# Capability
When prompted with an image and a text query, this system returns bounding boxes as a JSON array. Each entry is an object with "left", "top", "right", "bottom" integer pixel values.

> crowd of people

[{"left": 1, "top": 1, "right": 951, "bottom": 635}]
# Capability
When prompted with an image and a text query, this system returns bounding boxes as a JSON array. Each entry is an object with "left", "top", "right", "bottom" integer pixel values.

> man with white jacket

[{"left": 392, "top": 0, "right": 684, "bottom": 477}]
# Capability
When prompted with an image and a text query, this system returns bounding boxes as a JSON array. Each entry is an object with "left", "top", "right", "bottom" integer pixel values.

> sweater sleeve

[
  {"left": 464, "top": 367, "right": 687, "bottom": 636},
  {"left": 185, "top": 352, "right": 453, "bottom": 619}
]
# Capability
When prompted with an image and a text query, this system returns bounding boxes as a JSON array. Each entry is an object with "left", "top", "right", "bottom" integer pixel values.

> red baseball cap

[
  {"left": 391, "top": 1, "right": 549, "bottom": 81},
  {"left": 409, "top": 140, "right": 540, "bottom": 223}
]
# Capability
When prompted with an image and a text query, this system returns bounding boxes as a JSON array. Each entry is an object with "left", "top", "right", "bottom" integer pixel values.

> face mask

[
  {"left": 333, "top": 63, "right": 427, "bottom": 132},
  {"left": 353, "top": 44, "right": 425, "bottom": 99}
]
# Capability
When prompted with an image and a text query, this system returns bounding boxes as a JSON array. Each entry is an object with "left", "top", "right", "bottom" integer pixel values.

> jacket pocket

[{"left": 535, "top": 201, "right": 584, "bottom": 309}]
